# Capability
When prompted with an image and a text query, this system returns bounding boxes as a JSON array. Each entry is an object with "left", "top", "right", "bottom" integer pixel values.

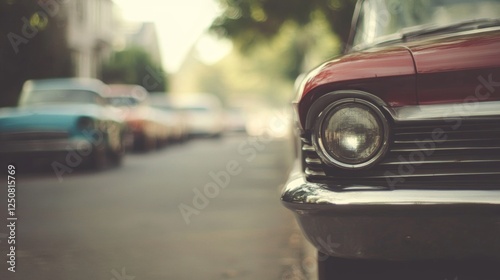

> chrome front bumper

[
  {"left": 0, "top": 139, "right": 92, "bottom": 153},
  {"left": 281, "top": 161, "right": 500, "bottom": 261}
]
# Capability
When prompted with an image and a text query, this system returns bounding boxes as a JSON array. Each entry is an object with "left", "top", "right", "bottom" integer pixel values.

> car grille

[
  {"left": 0, "top": 131, "right": 69, "bottom": 141},
  {"left": 303, "top": 119, "right": 500, "bottom": 190}
]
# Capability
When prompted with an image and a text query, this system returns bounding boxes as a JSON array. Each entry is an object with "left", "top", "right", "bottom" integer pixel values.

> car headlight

[
  {"left": 77, "top": 116, "right": 95, "bottom": 130},
  {"left": 314, "top": 99, "right": 389, "bottom": 169}
]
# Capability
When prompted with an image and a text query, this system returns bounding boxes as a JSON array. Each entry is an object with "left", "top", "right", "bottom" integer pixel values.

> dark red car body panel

[
  {"left": 298, "top": 29, "right": 500, "bottom": 128},
  {"left": 410, "top": 30, "right": 500, "bottom": 105}
]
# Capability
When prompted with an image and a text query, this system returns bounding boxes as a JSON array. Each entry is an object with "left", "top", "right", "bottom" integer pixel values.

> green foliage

[
  {"left": 190, "top": 19, "right": 339, "bottom": 106},
  {"left": 102, "top": 47, "right": 168, "bottom": 92},
  {"left": 211, "top": 0, "right": 357, "bottom": 82},
  {"left": 175, "top": 0, "right": 351, "bottom": 108},
  {"left": 211, "top": 0, "right": 357, "bottom": 48},
  {"left": 0, "top": 0, "right": 73, "bottom": 107}
]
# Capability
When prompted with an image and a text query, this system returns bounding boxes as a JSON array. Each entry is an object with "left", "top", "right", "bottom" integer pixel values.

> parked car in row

[
  {"left": 224, "top": 107, "right": 248, "bottom": 134},
  {"left": 0, "top": 78, "right": 127, "bottom": 170},
  {"left": 172, "top": 93, "right": 225, "bottom": 138},
  {"left": 281, "top": 0, "right": 500, "bottom": 278},
  {"left": 149, "top": 94, "right": 188, "bottom": 142},
  {"left": 105, "top": 84, "right": 171, "bottom": 151}
]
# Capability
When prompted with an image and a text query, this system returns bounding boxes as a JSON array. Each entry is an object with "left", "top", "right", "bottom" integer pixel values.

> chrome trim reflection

[
  {"left": 302, "top": 144, "right": 316, "bottom": 152},
  {"left": 391, "top": 146, "right": 500, "bottom": 152},
  {"left": 283, "top": 172, "right": 500, "bottom": 206},
  {"left": 305, "top": 168, "right": 326, "bottom": 177},
  {"left": 0, "top": 139, "right": 91, "bottom": 153},
  {"left": 380, "top": 158, "right": 500, "bottom": 165},
  {"left": 0, "top": 131, "right": 69, "bottom": 141},
  {"left": 389, "top": 100, "right": 500, "bottom": 122},
  {"left": 305, "top": 157, "right": 322, "bottom": 165}
]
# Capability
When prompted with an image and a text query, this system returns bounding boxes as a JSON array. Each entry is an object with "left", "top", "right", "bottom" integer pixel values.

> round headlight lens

[{"left": 316, "top": 99, "right": 388, "bottom": 169}]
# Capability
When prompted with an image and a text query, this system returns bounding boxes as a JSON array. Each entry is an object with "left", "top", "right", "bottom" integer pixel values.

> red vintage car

[
  {"left": 282, "top": 0, "right": 500, "bottom": 278},
  {"left": 106, "top": 84, "right": 170, "bottom": 151}
]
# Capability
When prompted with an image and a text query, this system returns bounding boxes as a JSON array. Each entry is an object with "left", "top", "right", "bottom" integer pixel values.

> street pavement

[{"left": 0, "top": 133, "right": 306, "bottom": 280}]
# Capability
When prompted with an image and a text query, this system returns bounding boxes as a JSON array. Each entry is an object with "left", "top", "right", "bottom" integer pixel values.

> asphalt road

[{"left": 0, "top": 134, "right": 303, "bottom": 280}]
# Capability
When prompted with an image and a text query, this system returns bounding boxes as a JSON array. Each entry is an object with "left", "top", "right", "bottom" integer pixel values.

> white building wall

[{"left": 64, "top": 0, "right": 115, "bottom": 78}]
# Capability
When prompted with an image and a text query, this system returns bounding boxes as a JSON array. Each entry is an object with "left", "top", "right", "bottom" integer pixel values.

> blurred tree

[
  {"left": 172, "top": 14, "right": 339, "bottom": 107},
  {"left": 102, "top": 47, "right": 168, "bottom": 93},
  {"left": 211, "top": 0, "right": 357, "bottom": 80},
  {"left": 0, "top": 0, "right": 73, "bottom": 107},
  {"left": 182, "top": 19, "right": 337, "bottom": 106}
]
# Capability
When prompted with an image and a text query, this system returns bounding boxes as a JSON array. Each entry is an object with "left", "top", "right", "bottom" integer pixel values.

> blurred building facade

[
  {"left": 54, "top": 1, "right": 163, "bottom": 80},
  {"left": 121, "top": 21, "right": 162, "bottom": 65},
  {"left": 64, "top": 0, "right": 116, "bottom": 78}
]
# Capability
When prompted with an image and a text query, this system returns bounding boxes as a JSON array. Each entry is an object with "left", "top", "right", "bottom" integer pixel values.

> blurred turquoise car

[{"left": 0, "top": 78, "right": 127, "bottom": 172}]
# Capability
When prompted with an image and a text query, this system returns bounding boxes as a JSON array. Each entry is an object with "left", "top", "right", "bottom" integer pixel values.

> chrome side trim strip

[
  {"left": 391, "top": 146, "right": 500, "bottom": 152},
  {"left": 388, "top": 101, "right": 500, "bottom": 122},
  {"left": 380, "top": 159, "right": 500, "bottom": 165}
]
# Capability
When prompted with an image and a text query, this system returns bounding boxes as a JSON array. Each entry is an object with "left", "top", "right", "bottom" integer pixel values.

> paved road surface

[{"left": 0, "top": 134, "right": 303, "bottom": 280}]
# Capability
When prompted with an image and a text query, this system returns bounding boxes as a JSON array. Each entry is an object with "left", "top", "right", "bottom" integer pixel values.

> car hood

[
  {"left": 298, "top": 29, "right": 500, "bottom": 120},
  {"left": 297, "top": 44, "right": 417, "bottom": 127}
]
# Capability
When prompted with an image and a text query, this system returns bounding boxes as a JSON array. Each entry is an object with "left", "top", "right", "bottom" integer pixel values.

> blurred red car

[
  {"left": 282, "top": 0, "right": 500, "bottom": 278},
  {"left": 106, "top": 84, "right": 169, "bottom": 151}
]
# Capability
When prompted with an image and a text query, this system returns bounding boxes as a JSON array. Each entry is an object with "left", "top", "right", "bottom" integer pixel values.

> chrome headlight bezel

[{"left": 313, "top": 98, "right": 390, "bottom": 170}]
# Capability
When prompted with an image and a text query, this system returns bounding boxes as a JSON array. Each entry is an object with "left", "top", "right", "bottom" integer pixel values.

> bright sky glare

[{"left": 114, "top": 0, "right": 229, "bottom": 73}]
